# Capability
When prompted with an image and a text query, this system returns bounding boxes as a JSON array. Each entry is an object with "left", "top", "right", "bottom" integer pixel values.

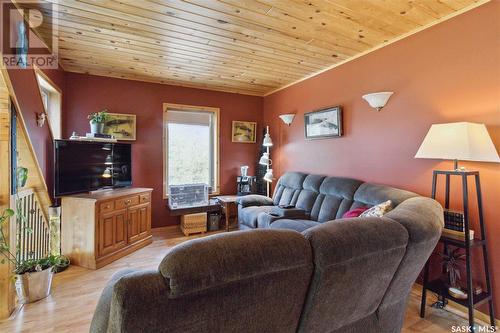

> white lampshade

[
  {"left": 415, "top": 122, "right": 500, "bottom": 164},
  {"left": 259, "top": 152, "right": 272, "bottom": 166},
  {"left": 362, "top": 92, "right": 394, "bottom": 111},
  {"left": 279, "top": 114, "right": 295, "bottom": 126},
  {"left": 102, "top": 167, "right": 112, "bottom": 178},
  {"left": 263, "top": 133, "right": 273, "bottom": 147},
  {"left": 263, "top": 169, "right": 274, "bottom": 182},
  {"left": 105, "top": 154, "right": 113, "bottom": 165}
]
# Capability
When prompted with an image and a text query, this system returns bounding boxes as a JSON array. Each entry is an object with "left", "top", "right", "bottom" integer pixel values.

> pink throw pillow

[{"left": 342, "top": 207, "right": 368, "bottom": 218}]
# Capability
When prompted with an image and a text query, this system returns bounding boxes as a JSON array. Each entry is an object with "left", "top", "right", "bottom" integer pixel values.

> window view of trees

[{"left": 167, "top": 123, "right": 211, "bottom": 187}]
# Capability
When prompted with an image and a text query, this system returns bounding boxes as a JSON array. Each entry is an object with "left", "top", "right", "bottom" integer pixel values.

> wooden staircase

[{"left": 0, "top": 65, "right": 54, "bottom": 318}]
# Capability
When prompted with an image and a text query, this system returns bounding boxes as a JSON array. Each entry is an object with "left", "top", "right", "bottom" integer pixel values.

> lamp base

[{"left": 453, "top": 159, "right": 468, "bottom": 172}]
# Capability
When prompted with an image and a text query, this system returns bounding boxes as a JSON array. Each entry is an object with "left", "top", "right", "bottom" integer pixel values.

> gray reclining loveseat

[{"left": 236, "top": 172, "right": 420, "bottom": 232}]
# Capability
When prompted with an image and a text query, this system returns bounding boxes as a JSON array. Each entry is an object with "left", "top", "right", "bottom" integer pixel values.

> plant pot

[
  {"left": 15, "top": 267, "right": 54, "bottom": 303},
  {"left": 90, "top": 121, "right": 105, "bottom": 134}
]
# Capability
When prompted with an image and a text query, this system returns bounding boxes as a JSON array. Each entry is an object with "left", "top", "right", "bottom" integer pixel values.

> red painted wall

[
  {"left": 63, "top": 73, "right": 263, "bottom": 227},
  {"left": 263, "top": 2, "right": 500, "bottom": 317}
]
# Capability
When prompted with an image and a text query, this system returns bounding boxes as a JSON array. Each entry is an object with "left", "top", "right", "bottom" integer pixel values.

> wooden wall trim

[
  {"left": 0, "top": 64, "right": 52, "bottom": 210},
  {"left": 0, "top": 69, "right": 14, "bottom": 320}
]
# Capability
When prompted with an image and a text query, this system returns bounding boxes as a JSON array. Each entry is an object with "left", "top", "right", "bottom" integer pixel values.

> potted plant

[
  {"left": 440, "top": 247, "right": 467, "bottom": 299},
  {"left": 88, "top": 109, "right": 110, "bottom": 134},
  {"left": 0, "top": 168, "right": 70, "bottom": 303}
]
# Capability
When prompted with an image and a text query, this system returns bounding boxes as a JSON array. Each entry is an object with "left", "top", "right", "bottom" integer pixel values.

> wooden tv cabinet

[{"left": 61, "top": 188, "right": 153, "bottom": 269}]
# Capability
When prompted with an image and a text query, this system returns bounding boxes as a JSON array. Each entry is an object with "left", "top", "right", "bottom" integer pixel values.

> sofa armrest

[
  {"left": 270, "top": 207, "right": 307, "bottom": 219},
  {"left": 257, "top": 207, "right": 308, "bottom": 228},
  {"left": 297, "top": 217, "right": 410, "bottom": 333},
  {"left": 90, "top": 268, "right": 140, "bottom": 333},
  {"left": 235, "top": 194, "right": 273, "bottom": 208}
]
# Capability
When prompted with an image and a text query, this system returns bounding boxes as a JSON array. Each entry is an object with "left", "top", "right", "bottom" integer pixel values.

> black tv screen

[{"left": 54, "top": 140, "right": 132, "bottom": 197}]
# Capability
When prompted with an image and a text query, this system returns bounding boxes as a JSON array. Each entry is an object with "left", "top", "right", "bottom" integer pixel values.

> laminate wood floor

[{"left": 0, "top": 227, "right": 486, "bottom": 333}]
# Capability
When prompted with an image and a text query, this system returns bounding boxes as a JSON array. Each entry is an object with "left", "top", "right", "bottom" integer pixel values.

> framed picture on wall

[
  {"left": 103, "top": 113, "right": 137, "bottom": 141},
  {"left": 232, "top": 121, "right": 257, "bottom": 143},
  {"left": 304, "top": 106, "right": 342, "bottom": 139}
]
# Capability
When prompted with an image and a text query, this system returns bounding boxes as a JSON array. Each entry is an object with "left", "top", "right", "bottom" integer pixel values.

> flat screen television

[{"left": 54, "top": 140, "right": 132, "bottom": 197}]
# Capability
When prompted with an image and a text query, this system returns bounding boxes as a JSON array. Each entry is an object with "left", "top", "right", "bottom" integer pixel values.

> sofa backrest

[
  {"left": 95, "top": 230, "right": 314, "bottom": 333},
  {"left": 376, "top": 197, "right": 444, "bottom": 331},
  {"left": 351, "top": 182, "right": 418, "bottom": 209},
  {"left": 273, "top": 172, "right": 307, "bottom": 206},
  {"left": 294, "top": 174, "right": 325, "bottom": 216},
  {"left": 273, "top": 172, "right": 364, "bottom": 222},
  {"left": 310, "top": 176, "right": 363, "bottom": 222}
]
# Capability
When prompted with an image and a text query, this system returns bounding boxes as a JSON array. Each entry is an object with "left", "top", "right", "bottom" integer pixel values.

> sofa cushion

[
  {"left": 295, "top": 174, "right": 325, "bottom": 215},
  {"left": 239, "top": 205, "right": 275, "bottom": 228},
  {"left": 360, "top": 200, "right": 393, "bottom": 217},
  {"left": 269, "top": 219, "right": 321, "bottom": 233},
  {"left": 272, "top": 172, "right": 307, "bottom": 206},
  {"left": 310, "top": 177, "right": 363, "bottom": 222},
  {"left": 342, "top": 207, "right": 368, "bottom": 218}
]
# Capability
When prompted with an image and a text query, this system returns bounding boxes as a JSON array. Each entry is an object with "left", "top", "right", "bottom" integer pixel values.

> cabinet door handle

[{"left": 125, "top": 199, "right": 131, "bottom": 204}]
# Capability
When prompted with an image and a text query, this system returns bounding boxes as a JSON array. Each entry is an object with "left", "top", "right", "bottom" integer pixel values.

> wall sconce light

[
  {"left": 362, "top": 92, "right": 394, "bottom": 111},
  {"left": 279, "top": 114, "right": 295, "bottom": 126},
  {"left": 36, "top": 112, "right": 46, "bottom": 127}
]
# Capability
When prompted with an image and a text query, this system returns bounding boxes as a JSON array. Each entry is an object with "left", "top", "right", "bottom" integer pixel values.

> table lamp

[
  {"left": 415, "top": 122, "right": 498, "bottom": 329},
  {"left": 415, "top": 122, "right": 500, "bottom": 170}
]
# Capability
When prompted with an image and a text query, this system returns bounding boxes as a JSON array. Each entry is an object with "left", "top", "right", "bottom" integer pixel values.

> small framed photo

[
  {"left": 232, "top": 121, "right": 257, "bottom": 143},
  {"left": 103, "top": 113, "right": 137, "bottom": 141},
  {"left": 304, "top": 106, "right": 342, "bottom": 139}
]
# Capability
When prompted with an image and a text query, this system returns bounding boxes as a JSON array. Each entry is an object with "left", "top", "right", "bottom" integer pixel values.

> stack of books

[{"left": 442, "top": 210, "right": 474, "bottom": 241}]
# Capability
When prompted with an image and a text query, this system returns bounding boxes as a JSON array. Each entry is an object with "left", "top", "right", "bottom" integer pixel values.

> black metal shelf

[
  {"left": 427, "top": 279, "right": 492, "bottom": 307},
  {"left": 420, "top": 170, "right": 495, "bottom": 331},
  {"left": 440, "top": 236, "right": 486, "bottom": 248}
]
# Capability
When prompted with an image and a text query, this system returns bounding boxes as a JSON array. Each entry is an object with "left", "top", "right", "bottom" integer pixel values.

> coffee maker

[{"left": 237, "top": 166, "right": 256, "bottom": 196}]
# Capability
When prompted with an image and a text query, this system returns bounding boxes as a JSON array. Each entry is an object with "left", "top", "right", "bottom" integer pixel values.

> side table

[{"left": 215, "top": 195, "right": 239, "bottom": 232}]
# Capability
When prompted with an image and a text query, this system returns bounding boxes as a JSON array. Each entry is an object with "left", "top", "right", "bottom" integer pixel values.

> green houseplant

[
  {"left": 88, "top": 109, "right": 110, "bottom": 134},
  {"left": 0, "top": 168, "right": 69, "bottom": 303}
]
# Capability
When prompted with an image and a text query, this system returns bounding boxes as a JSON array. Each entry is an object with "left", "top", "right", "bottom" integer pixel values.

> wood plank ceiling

[{"left": 36, "top": 0, "right": 483, "bottom": 96}]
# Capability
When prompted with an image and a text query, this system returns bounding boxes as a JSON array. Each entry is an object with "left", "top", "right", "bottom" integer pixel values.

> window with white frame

[
  {"left": 163, "top": 104, "right": 219, "bottom": 198},
  {"left": 35, "top": 70, "right": 62, "bottom": 139}
]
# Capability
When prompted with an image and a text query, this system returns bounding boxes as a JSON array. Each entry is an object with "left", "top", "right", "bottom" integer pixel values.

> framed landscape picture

[
  {"left": 104, "top": 113, "right": 137, "bottom": 141},
  {"left": 304, "top": 106, "right": 342, "bottom": 139},
  {"left": 232, "top": 121, "right": 257, "bottom": 143}
]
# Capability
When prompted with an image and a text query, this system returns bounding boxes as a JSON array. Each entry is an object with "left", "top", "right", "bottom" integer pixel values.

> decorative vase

[
  {"left": 15, "top": 267, "right": 54, "bottom": 303},
  {"left": 90, "top": 121, "right": 105, "bottom": 134}
]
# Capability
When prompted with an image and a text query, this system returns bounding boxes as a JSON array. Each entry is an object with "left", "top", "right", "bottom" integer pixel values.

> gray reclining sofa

[{"left": 91, "top": 172, "right": 443, "bottom": 333}]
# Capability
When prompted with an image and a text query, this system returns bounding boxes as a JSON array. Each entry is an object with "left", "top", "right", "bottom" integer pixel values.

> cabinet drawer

[
  {"left": 115, "top": 195, "right": 140, "bottom": 209},
  {"left": 100, "top": 201, "right": 114, "bottom": 214},
  {"left": 139, "top": 193, "right": 151, "bottom": 204}
]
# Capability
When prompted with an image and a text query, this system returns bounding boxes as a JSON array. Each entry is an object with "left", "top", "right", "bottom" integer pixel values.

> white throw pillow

[{"left": 360, "top": 200, "right": 393, "bottom": 218}]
